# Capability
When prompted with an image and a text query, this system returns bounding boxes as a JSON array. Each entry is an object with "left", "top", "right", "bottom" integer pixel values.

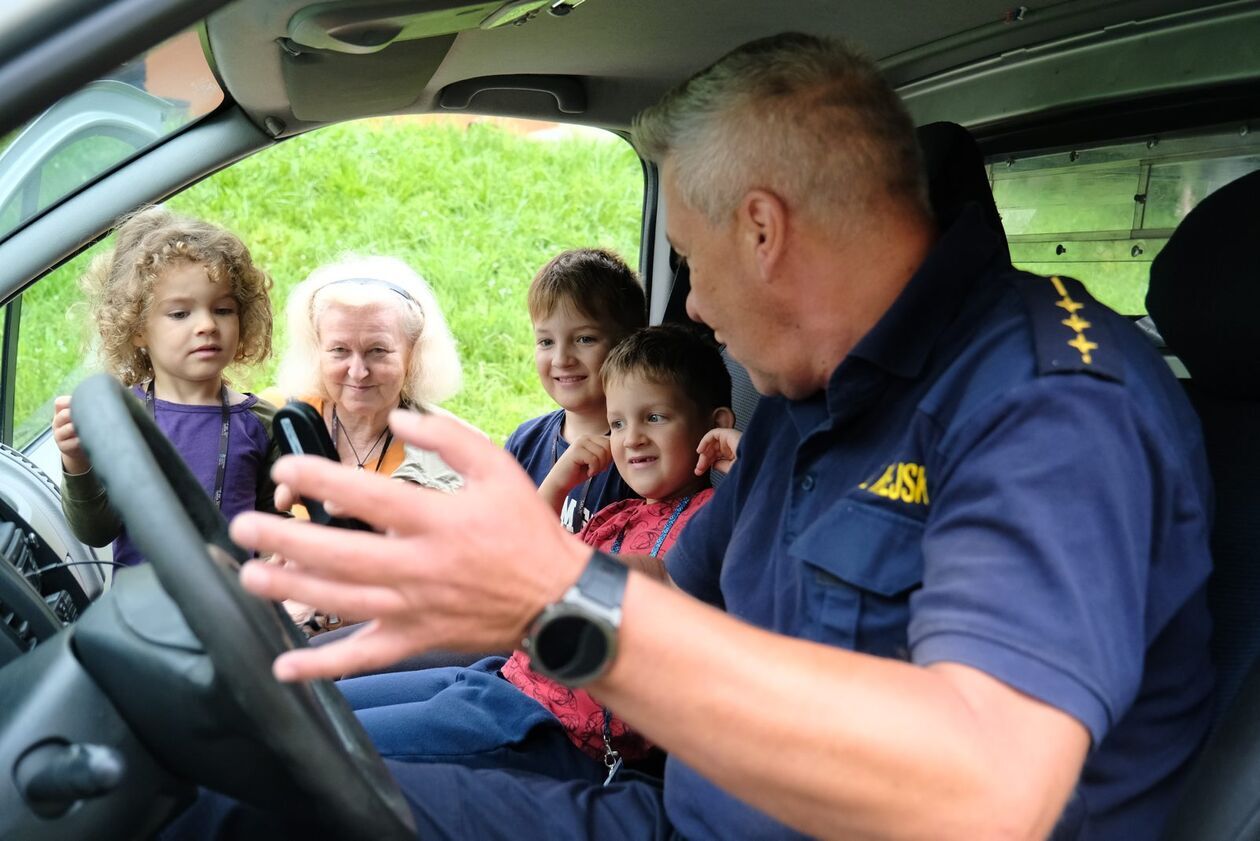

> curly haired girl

[{"left": 53, "top": 206, "right": 280, "bottom": 568}]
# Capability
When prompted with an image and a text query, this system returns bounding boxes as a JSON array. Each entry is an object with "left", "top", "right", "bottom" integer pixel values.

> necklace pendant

[{"left": 356, "top": 463, "right": 366, "bottom": 471}]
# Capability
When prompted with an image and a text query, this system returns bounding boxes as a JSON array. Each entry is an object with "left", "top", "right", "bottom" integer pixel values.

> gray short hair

[
  {"left": 276, "top": 256, "right": 462, "bottom": 408},
  {"left": 632, "top": 33, "right": 928, "bottom": 225}
]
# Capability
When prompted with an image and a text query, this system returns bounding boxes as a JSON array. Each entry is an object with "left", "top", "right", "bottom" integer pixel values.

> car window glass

[
  {"left": 13, "top": 243, "right": 109, "bottom": 447},
  {"left": 1144, "top": 155, "right": 1260, "bottom": 229},
  {"left": 995, "top": 167, "right": 1139, "bottom": 236},
  {"left": 991, "top": 129, "right": 1260, "bottom": 314},
  {"left": 13, "top": 116, "right": 643, "bottom": 449},
  {"left": 0, "top": 30, "right": 222, "bottom": 244}
]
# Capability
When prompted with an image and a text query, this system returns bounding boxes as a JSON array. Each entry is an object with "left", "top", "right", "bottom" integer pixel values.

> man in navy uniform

[{"left": 226, "top": 32, "right": 1213, "bottom": 840}]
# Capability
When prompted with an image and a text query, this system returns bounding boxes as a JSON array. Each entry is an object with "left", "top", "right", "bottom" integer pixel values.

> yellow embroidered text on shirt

[{"left": 858, "top": 462, "right": 929, "bottom": 506}]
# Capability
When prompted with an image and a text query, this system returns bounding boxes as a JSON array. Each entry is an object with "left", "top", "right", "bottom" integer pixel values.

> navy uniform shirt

[
  {"left": 504, "top": 409, "right": 636, "bottom": 534},
  {"left": 664, "top": 206, "right": 1215, "bottom": 840}
]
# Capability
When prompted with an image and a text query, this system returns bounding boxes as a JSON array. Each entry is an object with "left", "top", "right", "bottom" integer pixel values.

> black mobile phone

[{"left": 274, "top": 400, "right": 373, "bottom": 531}]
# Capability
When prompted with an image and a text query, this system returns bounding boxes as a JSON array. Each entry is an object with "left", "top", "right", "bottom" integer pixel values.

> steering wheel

[{"left": 70, "top": 374, "right": 416, "bottom": 838}]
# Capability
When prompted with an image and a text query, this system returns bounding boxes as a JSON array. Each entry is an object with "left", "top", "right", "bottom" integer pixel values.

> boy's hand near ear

[
  {"left": 696, "top": 428, "right": 742, "bottom": 476},
  {"left": 538, "top": 433, "right": 613, "bottom": 514}
]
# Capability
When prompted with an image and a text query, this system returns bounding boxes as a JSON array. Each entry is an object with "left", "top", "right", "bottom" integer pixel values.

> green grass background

[{"left": 15, "top": 119, "right": 644, "bottom": 446}]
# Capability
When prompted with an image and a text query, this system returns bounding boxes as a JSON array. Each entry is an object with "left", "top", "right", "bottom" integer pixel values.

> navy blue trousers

[
  {"left": 341, "top": 656, "right": 605, "bottom": 782},
  {"left": 164, "top": 761, "right": 675, "bottom": 840}
]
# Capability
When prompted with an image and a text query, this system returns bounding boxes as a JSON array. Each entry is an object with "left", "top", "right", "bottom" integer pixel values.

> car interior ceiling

[{"left": 200, "top": 0, "right": 1260, "bottom": 136}]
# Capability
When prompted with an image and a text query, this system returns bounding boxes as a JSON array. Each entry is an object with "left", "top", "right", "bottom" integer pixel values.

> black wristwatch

[{"left": 522, "top": 550, "right": 627, "bottom": 687}]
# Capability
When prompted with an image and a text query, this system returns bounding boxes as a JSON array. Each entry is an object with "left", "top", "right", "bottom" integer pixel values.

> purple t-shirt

[{"left": 111, "top": 389, "right": 273, "bottom": 567}]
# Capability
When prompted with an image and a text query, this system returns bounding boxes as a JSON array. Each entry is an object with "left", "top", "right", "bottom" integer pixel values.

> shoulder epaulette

[{"left": 1016, "top": 274, "right": 1123, "bottom": 383}]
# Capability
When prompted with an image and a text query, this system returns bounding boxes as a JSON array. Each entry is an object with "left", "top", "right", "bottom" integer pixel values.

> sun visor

[
  {"left": 286, "top": 0, "right": 589, "bottom": 55},
  {"left": 282, "top": 36, "right": 453, "bottom": 122}
]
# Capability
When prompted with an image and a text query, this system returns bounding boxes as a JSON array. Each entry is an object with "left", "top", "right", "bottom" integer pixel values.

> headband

[{"left": 319, "top": 276, "right": 419, "bottom": 305}]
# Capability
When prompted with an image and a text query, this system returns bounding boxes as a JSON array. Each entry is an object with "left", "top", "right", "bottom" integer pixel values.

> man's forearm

[{"left": 589, "top": 574, "right": 1087, "bottom": 841}]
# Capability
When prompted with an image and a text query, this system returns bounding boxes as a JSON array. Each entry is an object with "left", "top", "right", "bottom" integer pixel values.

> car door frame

[{"left": 0, "top": 0, "right": 240, "bottom": 445}]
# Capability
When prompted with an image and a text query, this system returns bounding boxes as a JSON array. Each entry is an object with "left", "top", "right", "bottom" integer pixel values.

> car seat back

[{"left": 1149, "top": 169, "right": 1260, "bottom": 840}]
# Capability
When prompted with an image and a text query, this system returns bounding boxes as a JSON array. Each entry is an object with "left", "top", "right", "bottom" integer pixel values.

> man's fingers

[
  {"left": 389, "top": 410, "right": 526, "bottom": 484},
  {"left": 269, "top": 455, "right": 451, "bottom": 534},
  {"left": 274, "top": 482, "right": 296, "bottom": 513},
  {"left": 232, "top": 514, "right": 422, "bottom": 584},
  {"left": 271, "top": 622, "right": 421, "bottom": 682},
  {"left": 239, "top": 559, "right": 407, "bottom": 615}
]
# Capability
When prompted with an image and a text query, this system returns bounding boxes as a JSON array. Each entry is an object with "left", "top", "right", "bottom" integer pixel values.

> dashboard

[{"left": 0, "top": 442, "right": 105, "bottom": 667}]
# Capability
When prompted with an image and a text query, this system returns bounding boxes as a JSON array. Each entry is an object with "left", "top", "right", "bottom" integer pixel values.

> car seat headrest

[
  {"left": 916, "top": 121, "right": 1007, "bottom": 252},
  {"left": 1146, "top": 169, "right": 1260, "bottom": 399}
]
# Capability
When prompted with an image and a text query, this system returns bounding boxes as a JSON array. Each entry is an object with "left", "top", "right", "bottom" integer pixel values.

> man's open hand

[{"left": 231, "top": 410, "right": 591, "bottom": 681}]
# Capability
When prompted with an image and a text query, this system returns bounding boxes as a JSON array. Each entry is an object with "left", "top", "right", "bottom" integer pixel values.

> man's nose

[{"left": 685, "top": 290, "right": 706, "bottom": 326}]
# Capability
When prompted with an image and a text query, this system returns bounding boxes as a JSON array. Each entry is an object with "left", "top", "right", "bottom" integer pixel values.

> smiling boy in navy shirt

[{"left": 504, "top": 248, "right": 645, "bottom": 532}]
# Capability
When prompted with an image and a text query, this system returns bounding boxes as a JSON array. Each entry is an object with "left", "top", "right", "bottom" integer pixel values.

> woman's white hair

[{"left": 276, "top": 255, "right": 462, "bottom": 408}]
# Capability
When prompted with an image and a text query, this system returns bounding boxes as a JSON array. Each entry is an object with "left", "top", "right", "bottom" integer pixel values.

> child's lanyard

[
  {"left": 601, "top": 493, "right": 693, "bottom": 785},
  {"left": 146, "top": 381, "right": 231, "bottom": 510},
  {"left": 609, "top": 494, "right": 693, "bottom": 556}
]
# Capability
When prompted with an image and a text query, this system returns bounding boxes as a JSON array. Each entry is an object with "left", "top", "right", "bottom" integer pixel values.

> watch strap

[{"left": 575, "top": 550, "right": 628, "bottom": 610}]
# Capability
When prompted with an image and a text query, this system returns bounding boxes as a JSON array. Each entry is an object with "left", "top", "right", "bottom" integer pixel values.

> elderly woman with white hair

[
  {"left": 270, "top": 255, "right": 470, "bottom": 638},
  {"left": 272, "top": 255, "right": 465, "bottom": 494}
]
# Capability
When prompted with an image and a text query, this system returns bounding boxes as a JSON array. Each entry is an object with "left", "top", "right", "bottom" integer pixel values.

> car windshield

[
  {"left": 0, "top": 29, "right": 222, "bottom": 242},
  {"left": 10, "top": 113, "right": 645, "bottom": 450}
]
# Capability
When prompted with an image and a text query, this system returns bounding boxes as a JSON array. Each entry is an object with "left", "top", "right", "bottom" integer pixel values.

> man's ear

[
  {"left": 711, "top": 406, "right": 736, "bottom": 429},
  {"left": 738, "top": 188, "right": 789, "bottom": 282}
]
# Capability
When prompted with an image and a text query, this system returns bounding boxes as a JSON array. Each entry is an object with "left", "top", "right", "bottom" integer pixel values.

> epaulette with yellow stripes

[{"left": 1017, "top": 274, "right": 1123, "bottom": 383}]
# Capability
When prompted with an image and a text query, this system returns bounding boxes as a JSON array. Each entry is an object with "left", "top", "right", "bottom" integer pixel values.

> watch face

[
  {"left": 525, "top": 552, "right": 626, "bottom": 687},
  {"left": 532, "top": 608, "right": 615, "bottom": 686}
]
